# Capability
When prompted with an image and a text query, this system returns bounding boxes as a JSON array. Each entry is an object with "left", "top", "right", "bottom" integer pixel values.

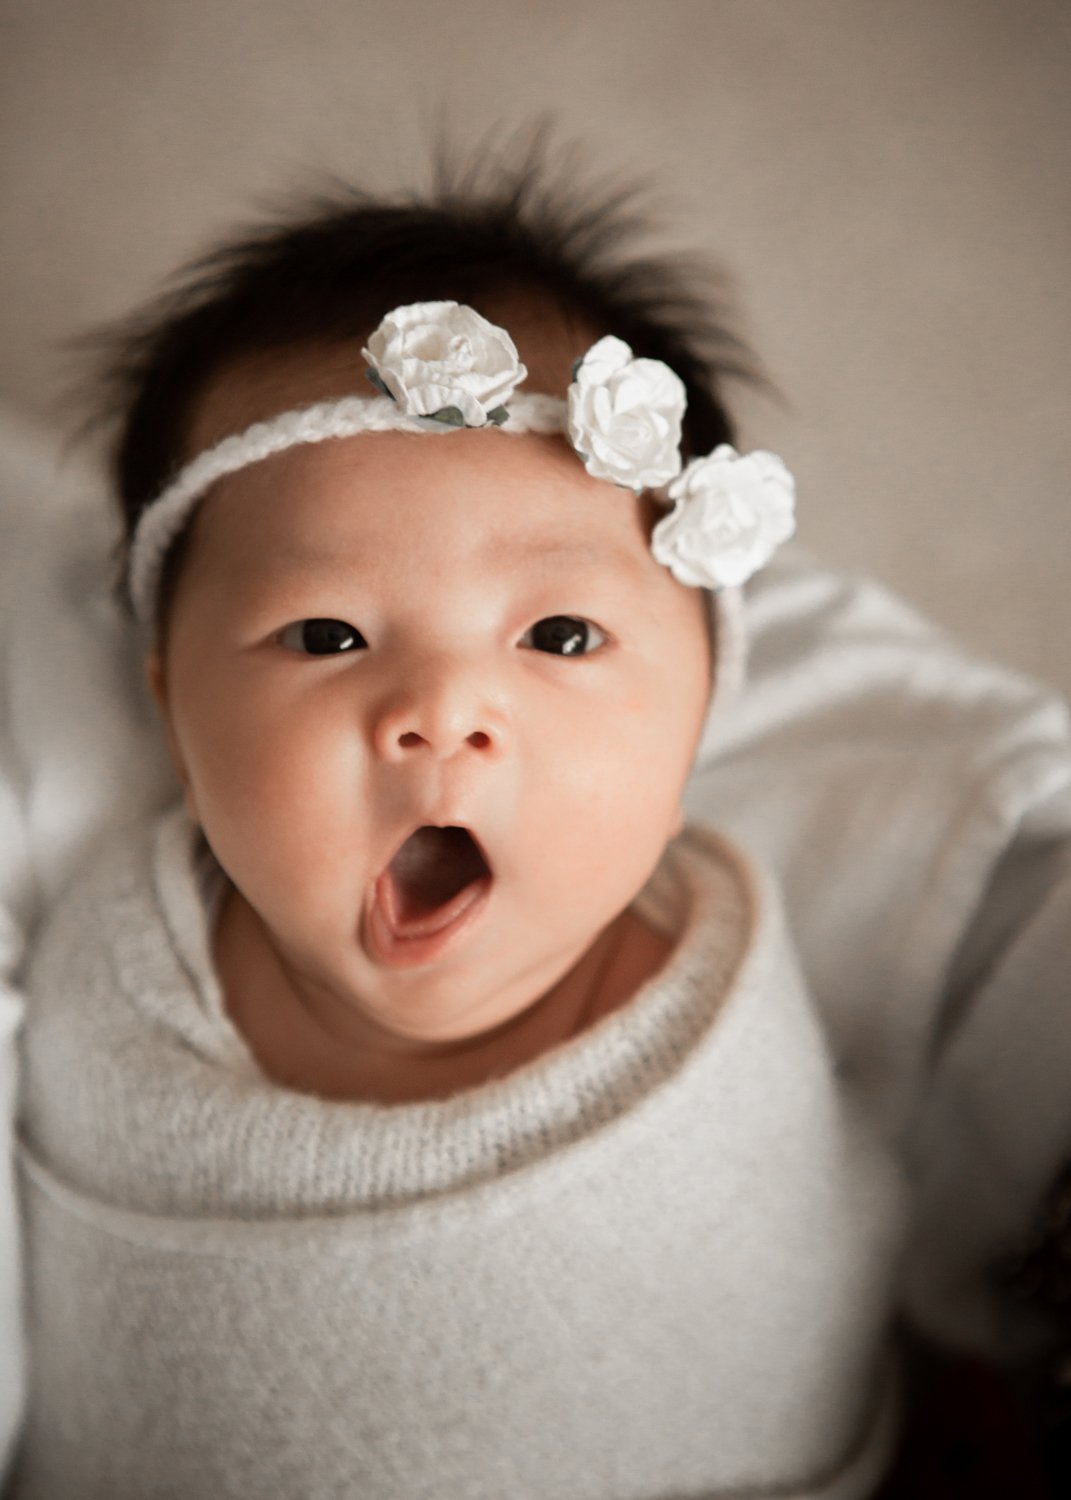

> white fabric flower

[
  {"left": 651, "top": 445, "right": 796, "bottom": 588},
  {"left": 363, "top": 302, "right": 527, "bottom": 427},
  {"left": 567, "top": 336, "right": 685, "bottom": 491}
]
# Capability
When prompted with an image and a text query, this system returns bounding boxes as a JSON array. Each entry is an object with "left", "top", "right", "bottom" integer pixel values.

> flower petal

[
  {"left": 567, "top": 336, "right": 686, "bottom": 491},
  {"left": 363, "top": 302, "right": 527, "bottom": 426},
  {"left": 653, "top": 447, "right": 796, "bottom": 588}
]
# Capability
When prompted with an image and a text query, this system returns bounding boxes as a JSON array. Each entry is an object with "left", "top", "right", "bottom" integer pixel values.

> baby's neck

[{"left": 214, "top": 895, "right": 671, "bottom": 1105}]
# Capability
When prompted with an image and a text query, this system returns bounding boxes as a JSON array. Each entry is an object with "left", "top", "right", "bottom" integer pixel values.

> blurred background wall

[{"left": 1, "top": 0, "right": 1068, "bottom": 695}]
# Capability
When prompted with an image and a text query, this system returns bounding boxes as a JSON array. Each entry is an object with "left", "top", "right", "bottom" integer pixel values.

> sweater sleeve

[
  {"left": 685, "top": 544, "right": 1071, "bottom": 1359},
  {"left": 0, "top": 406, "right": 177, "bottom": 1480},
  {"left": 901, "top": 782, "right": 1071, "bottom": 1355},
  {"left": 0, "top": 410, "right": 54, "bottom": 1480}
]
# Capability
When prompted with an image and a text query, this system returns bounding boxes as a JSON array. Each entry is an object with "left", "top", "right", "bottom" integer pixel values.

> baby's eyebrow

[
  {"left": 487, "top": 534, "right": 645, "bottom": 577},
  {"left": 229, "top": 531, "right": 648, "bottom": 587},
  {"left": 229, "top": 546, "right": 353, "bottom": 580}
]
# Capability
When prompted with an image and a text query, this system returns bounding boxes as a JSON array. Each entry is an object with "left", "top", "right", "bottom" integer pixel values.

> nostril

[{"left": 386, "top": 726, "right": 498, "bottom": 756}]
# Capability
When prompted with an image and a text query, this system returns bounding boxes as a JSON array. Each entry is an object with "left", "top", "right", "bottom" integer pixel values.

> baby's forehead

[
  {"left": 173, "top": 434, "right": 693, "bottom": 664},
  {"left": 201, "top": 424, "right": 655, "bottom": 578}
]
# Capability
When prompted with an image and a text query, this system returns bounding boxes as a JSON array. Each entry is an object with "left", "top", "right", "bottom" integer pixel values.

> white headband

[{"left": 127, "top": 300, "right": 796, "bottom": 627}]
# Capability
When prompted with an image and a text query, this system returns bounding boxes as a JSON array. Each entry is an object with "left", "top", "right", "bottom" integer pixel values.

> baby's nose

[{"left": 370, "top": 659, "right": 511, "bottom": 763}]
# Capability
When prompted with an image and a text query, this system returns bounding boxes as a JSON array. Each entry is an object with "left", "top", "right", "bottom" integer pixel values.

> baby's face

[{"left": 153, "top": 386, "right": 712, "bottom": 1047}]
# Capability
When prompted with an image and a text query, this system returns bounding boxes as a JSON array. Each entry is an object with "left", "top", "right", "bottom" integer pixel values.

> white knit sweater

[{"left": 14, "top": 810, "right": 906, "bottom": 1500}]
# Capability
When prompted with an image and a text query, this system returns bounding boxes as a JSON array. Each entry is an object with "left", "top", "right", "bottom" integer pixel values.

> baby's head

[{"left": 90, "top": 165, "right": 794, "bottom": 1064}]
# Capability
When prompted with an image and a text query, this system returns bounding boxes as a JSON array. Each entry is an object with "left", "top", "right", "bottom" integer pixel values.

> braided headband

[{"left": 128, "top": 300, "right": 796, "bottom": 626}]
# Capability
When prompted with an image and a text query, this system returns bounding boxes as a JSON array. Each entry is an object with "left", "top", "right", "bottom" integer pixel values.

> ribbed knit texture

[{"left": 14, "top": 812, "right": 907, "bottom": 1498}]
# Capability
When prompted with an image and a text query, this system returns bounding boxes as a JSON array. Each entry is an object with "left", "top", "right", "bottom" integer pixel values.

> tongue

[{"left": 386, "top": 826, "right": 489, "bottom": 923}]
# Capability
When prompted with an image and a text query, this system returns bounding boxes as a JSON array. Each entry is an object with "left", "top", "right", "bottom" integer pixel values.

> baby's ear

[
  {"left": 145, "top": 651, "right": 167, "bottom": 714},
  {"left": 145, "top": 653, "right": 198, "bottom": 821}
]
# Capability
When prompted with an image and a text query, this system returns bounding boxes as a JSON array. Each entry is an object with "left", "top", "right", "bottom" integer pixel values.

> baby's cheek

[
  {"left": 179, "top": 706, "right": 334, "bottom": 874},
  {"left": 541, "top": 745, "right": 680, "bottom": 883}
]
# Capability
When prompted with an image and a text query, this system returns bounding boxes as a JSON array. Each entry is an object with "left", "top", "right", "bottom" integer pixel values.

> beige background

[{"left": 1, "top": 0, "right": 1069, "bottom": 697}]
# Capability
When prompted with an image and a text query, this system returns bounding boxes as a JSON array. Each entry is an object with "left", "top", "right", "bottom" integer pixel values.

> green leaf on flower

[
  {"left": 365, "top": 369, "right": 391, "bottom": 398},
  {"left": 430, "top": 406, "right": 465, "bottom": 427},
  {"left": 486, "top": 406, "right": 510, "bottom": 427}
]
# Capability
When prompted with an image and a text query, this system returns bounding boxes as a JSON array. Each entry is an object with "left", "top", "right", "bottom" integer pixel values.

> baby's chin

[
  {"left": 219, "top": 865, "right": 664, "bottom": 1104},
  {"left": 342, "top": 936, "right": 604, "bottom": 1054}
]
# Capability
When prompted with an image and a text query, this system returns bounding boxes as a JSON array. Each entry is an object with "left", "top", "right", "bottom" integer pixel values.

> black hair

[{"left": 76, "top": 135, "right": 757, "bottom": 610}]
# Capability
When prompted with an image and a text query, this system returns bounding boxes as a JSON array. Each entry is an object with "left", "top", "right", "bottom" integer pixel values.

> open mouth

[
  {"left": 388, "top": 826, "right": 490, "bottom": 921},
  {"left": 367, "top": 826, "right": 493, "bottom": 965}
]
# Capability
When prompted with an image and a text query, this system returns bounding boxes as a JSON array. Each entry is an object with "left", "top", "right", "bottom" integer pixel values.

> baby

[{"left": 10, "top": 169, "right": 1070, "bottom": 1499}]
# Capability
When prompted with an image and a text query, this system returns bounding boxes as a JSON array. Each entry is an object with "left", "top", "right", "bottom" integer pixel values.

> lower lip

[{"left": 364, "top": 876, "right": 493, "bottom": 969}]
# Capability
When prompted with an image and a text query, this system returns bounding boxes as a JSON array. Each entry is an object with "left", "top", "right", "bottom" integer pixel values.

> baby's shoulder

[
  {"left": 27, "top": 815, "right": 159, "bottom": 980},
  {"left": 23, "top": 806, "right": 201, "bottom": 1064},
  {"left": 653, "top": 819, "right": 810, "bottom": 1023}
]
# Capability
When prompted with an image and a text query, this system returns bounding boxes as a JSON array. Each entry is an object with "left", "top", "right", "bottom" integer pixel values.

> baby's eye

[
  {"left": 520, "top": 616, "right": 607, "bottom": 657},
  {"left": 278, "top": 619, "right": 368, "bottom": 655}
]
